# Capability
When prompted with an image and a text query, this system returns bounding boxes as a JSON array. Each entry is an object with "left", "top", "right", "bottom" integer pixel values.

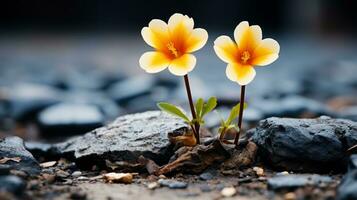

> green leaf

[
  {"left": 202, "top": 97, "right": 217, "bottom": 117},
  {"left": 195, "top": 98, "right": 204, "bottom": 118},
  {"left": 226, "top": 104, "right": 240, "bottom": 125},
  {"left": 226, "top": 102, "right": 248, "bottom": 125},
  {"left": 157, "top": 102, "right": 190, "bottom": 123}
]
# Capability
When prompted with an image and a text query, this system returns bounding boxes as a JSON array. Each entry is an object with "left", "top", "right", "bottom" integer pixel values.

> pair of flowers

[
  {"left": 139, "top": 13, "right": 280, "bottom": 85},
  {"left": 139, "top": 13, "right": 280, "bottom": 146}
]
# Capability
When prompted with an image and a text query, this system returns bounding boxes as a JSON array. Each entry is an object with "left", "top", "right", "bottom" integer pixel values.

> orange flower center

[
  {"left": 167, "top": 42, "right": 179, "bottom": 58},
  {"left": 240, "top": 51, "right": 251, "bottom": 64}
]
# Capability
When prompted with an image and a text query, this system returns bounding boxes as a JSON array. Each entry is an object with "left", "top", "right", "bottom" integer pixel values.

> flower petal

[
  {"left": 214, "top": 36, "right": 239, "bottom": 63},
  {"left": 185, "top": 28, "right": 208, "bottom": 53},
  {"left": 168, "top": 13, "right": 194, "bottom": 51},
  {"left": 226, "top": 63, "right": 256, "bottom": 85},
  {"left": 168, "top": 13, "right": 194, "bottom": 33},
  {"left": 251, "top": 38, "right": 280, "bottom": 66},
  {"left": 234, "top": 21, "right": 262, "bottom": 51},
  {"left": 139, "top": 51, "right": 170, "bottom": 73},
  {"left": 141, "top": 19, "right": 169, "bottom": 50},
  {"left": 234, "top": 21, "right": 249, "bottom": 45},
  {"left": 168, "top": 54, "right": 196, "bottom": 76}
]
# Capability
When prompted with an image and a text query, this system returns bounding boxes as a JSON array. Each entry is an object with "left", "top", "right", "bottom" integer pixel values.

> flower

[
  {"left": 214, "top": 21, "right": 280, "bottom": 85},
  {"left": 139, "top": 13, "right": 208, "bottom": 76}
]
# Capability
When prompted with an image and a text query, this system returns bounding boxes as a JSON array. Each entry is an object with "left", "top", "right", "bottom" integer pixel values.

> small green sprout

[
  {"left": 157, "top": 97, "right": 217, "bottom": 144},
  {"left": 217, "top": 103, "right": 247, "bottom": 141}
]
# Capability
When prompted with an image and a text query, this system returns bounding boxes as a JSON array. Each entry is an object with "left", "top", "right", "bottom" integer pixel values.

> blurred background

[{"left": 0, "top": 0, "right": 356, "bottom": 142}]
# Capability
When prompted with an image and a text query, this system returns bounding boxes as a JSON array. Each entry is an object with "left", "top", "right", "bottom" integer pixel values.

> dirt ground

[{"left": 23, "top": 165, "right": 340, "bottom": 200}]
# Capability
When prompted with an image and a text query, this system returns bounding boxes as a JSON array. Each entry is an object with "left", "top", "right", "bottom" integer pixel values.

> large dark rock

[
  {"left": 54, "top": 111, "right": 189, "bottom": 167},
  {"left": 252, "top": 116, "right": 357, "bottom": 172},
  {"left": 37, "top": 103, "right": 105, "bottom": 137},
  {"left": 268, "top": 174, "right": 332, "bottom": 190},
  {"left": 0, "top": 137, "right": 40, "bottom": 176}
]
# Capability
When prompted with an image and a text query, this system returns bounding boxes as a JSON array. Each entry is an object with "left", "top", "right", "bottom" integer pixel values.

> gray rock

[
  {"left": 0, "top": 83, "right": 61, "bottom": 121},
  {"left": 0, "top": 137, "right": 40, "bottom": 176},
  {"left": 55, "top": 111, "right": 189, "bottom": 166},
  {"left": 0, "top": 175, "right": 26, "bottom": 195},
  {"left": 304, "top": 61, "right": 357, "bottom": 99},
  {"left": 199, "top": 172, "right": 214, "bottom": 180},
  {"left": 57, "top": 68, "right": 124, "bottom": 91},
  {"left": 107, "top": 75, "right": 156, "bottom": 105},
  {"left": 268, "top": 174, "right": 332, "bottom": 190},
  {"left": 123, "top": 95, "right": 158, "bottom": 114},
  {"left": 62, "top": 91, "right": 122, "bottom": 121},
  {"left": 252, "top": 116, "right": 357, "bottom": 172},
  {"left": 199, "top": 184, "right": 212, "bottom": 192},
  {"left": 38, "top": 103, "right": 105, "bottom": 137},
  {"left": 250, "top": 96, "right": 332, "bottom": 118},
  {"left": 158, "top": 179, "right": 188, "bottom": 189},
  {"left": 337, "top": 170, "right": 357, "bottom": 200}
]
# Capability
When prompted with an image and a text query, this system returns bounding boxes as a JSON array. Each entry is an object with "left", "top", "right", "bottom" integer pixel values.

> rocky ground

[{"left": 0, "top": 35, "right": 357, "bottom": 199}]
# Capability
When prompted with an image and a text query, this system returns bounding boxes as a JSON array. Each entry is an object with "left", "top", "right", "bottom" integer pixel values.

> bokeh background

[{"left": 0, "top": 0, "right": 356, "bottom": 142}]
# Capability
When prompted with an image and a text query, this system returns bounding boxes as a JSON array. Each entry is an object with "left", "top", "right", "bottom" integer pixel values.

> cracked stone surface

[
  {"left": 252, "top": 116, "right": 357, "bottom": 172},
  {"left": 54, "top": 111, "right": 189, "bottom": 167}
]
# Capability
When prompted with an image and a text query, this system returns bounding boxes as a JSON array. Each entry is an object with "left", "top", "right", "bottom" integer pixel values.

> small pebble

[
  {"left": 72, "top": 171, "right": 82, "bottom": 177},
  {"left": 158, "top": 175, "right": 166, "bottom": 179},
  {"left": 103, "top": 173, "right": 133, "bottom": 184},
  {"left": 199, "top": 184, "right": 212, "bottom": 192},
  {"left": 277, "top": 171, "right": 289, "bottom": 176},
  {"left": 284, "top": 192, "right": 296, "bottom": 200},
  {"left": 158, "top": 179, "right": 187, "bottom": 189},
  {"left": 221, "top": 187, "right": 236, "bottom": 197},
  {"left": 147, "top": 182, "right": 159, "bottom": 190},
  {"left": 253, "top": 167, "right": 264, "bottom": 176},
  {"left": 40, "top": 161, "right": 57, "bottom": 168},
  {"left": 199, "top": 172, "right": 214, "bottom": 180},
  {"left": 56, "top": 170, "right": 70, "bottom": 178},
  {"left": 77, "top": 176, "right": 89, "bottom": 181}
]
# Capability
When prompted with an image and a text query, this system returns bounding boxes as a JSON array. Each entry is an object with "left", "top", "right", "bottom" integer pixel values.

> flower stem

[
  {"left": 183, "top": 74, "right": 200, "bottom": 144},
  {"left": 234, "top": 85, "right": 246, "bottom": 146}
]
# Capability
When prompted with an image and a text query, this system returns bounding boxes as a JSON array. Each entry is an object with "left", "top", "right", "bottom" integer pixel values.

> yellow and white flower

[
  {"left": 139, "top": 13, "right": 208, "bottom": 76},
  {"left": 214, "top": 21, "right": 280, "bottom": 85}
]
